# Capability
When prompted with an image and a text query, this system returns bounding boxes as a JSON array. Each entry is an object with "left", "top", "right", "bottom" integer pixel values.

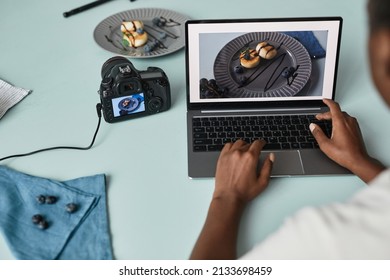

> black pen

[{"left": 63, "top": 0, "right": 113, "bottom": 18}]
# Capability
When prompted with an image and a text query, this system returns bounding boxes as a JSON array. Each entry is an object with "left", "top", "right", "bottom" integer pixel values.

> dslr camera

[{"left": 98, "top": 56, "right": 171, "bottom": 123}]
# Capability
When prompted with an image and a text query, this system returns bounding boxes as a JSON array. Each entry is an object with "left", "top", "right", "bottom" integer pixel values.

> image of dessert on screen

[{"left": 199, "top": 31, "right": 327, "bottom": 99}]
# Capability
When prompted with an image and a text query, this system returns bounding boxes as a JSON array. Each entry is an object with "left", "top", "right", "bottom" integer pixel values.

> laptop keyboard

[{"left": 192, "top": 114, "right": 332, "bottom": 152}]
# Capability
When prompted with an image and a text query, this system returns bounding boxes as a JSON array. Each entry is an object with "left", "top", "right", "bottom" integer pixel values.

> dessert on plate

[{"left": 121, "top": 20, "right": 148, "bottom": 48}]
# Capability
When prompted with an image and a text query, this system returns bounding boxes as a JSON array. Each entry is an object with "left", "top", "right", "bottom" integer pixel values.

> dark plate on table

[{"left": 213, "top": 32, "right": 312, "bottom": 97}]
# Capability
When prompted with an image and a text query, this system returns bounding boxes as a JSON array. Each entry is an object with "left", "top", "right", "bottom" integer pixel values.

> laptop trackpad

[{"left": 259, "top": 150, "right": 304, "bottom": 176}]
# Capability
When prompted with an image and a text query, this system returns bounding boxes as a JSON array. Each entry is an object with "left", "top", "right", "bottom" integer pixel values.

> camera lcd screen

[{"left": 111, "top": 93, "right": 146, "bottom": 118}]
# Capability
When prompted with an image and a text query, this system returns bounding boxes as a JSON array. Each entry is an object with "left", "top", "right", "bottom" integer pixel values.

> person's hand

[
  {"left": 309, "top": 99, "right": 367, "bottom": 167},
  {"left": 213, "top": 139, "right": 274, "bottom": 204},
  {"left": 310, "top": 99, "right": 385, "bottom": 183},
  {"left": 190, "top": 140, "right": 274, "bottom": 260}
]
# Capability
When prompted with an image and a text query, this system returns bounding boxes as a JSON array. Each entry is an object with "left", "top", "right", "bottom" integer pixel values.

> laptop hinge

[{"left": 201, "top": 107, "right": 322, "bottom": 114}]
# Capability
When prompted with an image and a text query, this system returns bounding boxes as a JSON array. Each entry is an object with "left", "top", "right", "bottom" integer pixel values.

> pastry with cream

[
  {"left": 256, "top": 41, "right": 277, "bottom": 59},
  {"left": 239, "top": 48, "right": 260, "bottom": 68},
  {"left": 121, "top": 20, "right": 148, "bottom": 48}
]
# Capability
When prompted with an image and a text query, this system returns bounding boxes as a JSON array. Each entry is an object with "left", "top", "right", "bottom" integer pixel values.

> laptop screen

[{"left": 185, "top": 17, "right": 342, "bottom": 108}]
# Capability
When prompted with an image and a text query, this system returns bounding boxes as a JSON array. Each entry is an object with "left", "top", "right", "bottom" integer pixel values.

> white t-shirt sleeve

[{"left": 240, "top": 169, "right": 390, "bottom": 259}]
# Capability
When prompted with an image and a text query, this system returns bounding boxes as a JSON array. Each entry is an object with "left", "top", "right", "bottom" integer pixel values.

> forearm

[
  {"left": 349, "top": 156, "right": 386, "bottom": 184},
  {"left": 190, "top": 197, "right": 246, "bottom": 260},
  {"left": 190, "top": 140, "right": 273, "bottom": 259}
]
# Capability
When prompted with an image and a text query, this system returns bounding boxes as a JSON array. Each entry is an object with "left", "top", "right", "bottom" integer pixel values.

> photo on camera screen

[{"left": 112, "top": 93, "right": 145, "bottom": 117}]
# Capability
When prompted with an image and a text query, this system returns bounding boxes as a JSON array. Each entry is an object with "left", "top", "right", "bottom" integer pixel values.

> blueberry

[
  {"left": 200, "top": 78, "right": 208, "bottom": 91},
  {"left": 208, "top": 79, "right": 217, "bottom": 88},
  {"left": 144, "top": 40, "right": 159, "bottom": 53},
  {"left": 152, "top": 17, "right": 161, "bottom": 26},
  {"left": 153, "top": 17, "right": 165, "bottom": 27},
  {"left": 36, "top": 195, "right": 46, "bottom": 204},
  {"left": 200, "top": 78, "right": 208, "bottom": 87},
  {"left": 65, "top": 203, "right": 78, "bottom": 213},
  {"left": 38, "top": 220, "right": 49, "bottom": 230},
  {"left": 32, "top": 214, "right": 43, "bottom": 224},
  {"left": 234, "top": 65, "right": 243, "bottom": 73},
  {"left": 281, "top": 69, "right": 291, "bottom": 78},
  {"left": 144, "top": 44, "right": 152, "bottom": 52},
  {"left": 158, "top": 32, "right": 167, "bottom": 39},
  {"left": 45, "top": 196, "right": 57, "bottom": 204}
]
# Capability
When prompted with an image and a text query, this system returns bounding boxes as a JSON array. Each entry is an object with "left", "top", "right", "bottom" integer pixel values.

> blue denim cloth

[
  {"left": 0, "top": 166, "right": 113, "bottom": 259},
  {"left": 283, "top": 31, "right": 326, "bottom": 59}
]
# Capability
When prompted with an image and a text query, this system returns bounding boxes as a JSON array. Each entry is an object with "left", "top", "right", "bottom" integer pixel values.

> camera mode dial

[{"left": 119, "top": 65, "right": 132, "bottom": 76}]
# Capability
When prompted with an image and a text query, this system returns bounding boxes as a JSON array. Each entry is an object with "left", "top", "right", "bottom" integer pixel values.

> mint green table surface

[{"left": 1, "top": 0, "right": 389, "bottom": 259}]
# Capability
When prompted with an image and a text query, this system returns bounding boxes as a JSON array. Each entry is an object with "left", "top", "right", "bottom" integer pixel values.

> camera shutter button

[{"left": 148, "top": 97, "right": 163, "bottom": 113}]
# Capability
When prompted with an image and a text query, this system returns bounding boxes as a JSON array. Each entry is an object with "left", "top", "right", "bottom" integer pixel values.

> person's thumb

[{"left": 309, "top": 123, "right": 330, "bottom": 149}]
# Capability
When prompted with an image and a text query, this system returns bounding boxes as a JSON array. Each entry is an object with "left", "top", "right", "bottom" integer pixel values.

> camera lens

[{"left": 101, "top": 56, "right": 130, "bottom": 78}]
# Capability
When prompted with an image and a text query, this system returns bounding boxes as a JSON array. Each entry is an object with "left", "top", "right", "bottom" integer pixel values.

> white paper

[{"left": 0, "top": 79, "right": 31, "bottom": 119}]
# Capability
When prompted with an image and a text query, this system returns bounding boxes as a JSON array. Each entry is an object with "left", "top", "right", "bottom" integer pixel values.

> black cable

[{"left": 0, "top": 104, "right": 103, "bottom": 162}]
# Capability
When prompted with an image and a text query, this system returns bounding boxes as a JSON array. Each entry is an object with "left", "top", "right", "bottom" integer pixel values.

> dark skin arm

[
  {"left": 310, "top": 99, "right": 385, "bottom": 184},
  {"left": 190, "top": 140, "right": 274, "bottom": 259}
]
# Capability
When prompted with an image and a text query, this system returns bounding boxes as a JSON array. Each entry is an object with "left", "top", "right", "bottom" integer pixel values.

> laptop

[{"left": 185, "top": 17, "right": 349, "bottom": 178}]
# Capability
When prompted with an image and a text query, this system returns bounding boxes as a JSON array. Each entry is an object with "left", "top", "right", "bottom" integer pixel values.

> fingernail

[
  {"left": 309, "top": 123, "right": 316, "bottom": 132},
  {"left": 269, "top": 152, "right": 275, "bottom": 163}
]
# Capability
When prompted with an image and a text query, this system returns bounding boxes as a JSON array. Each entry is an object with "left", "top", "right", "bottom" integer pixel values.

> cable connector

[{"left": 96, "top": 103, "right": 102, "bottom": 118}]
